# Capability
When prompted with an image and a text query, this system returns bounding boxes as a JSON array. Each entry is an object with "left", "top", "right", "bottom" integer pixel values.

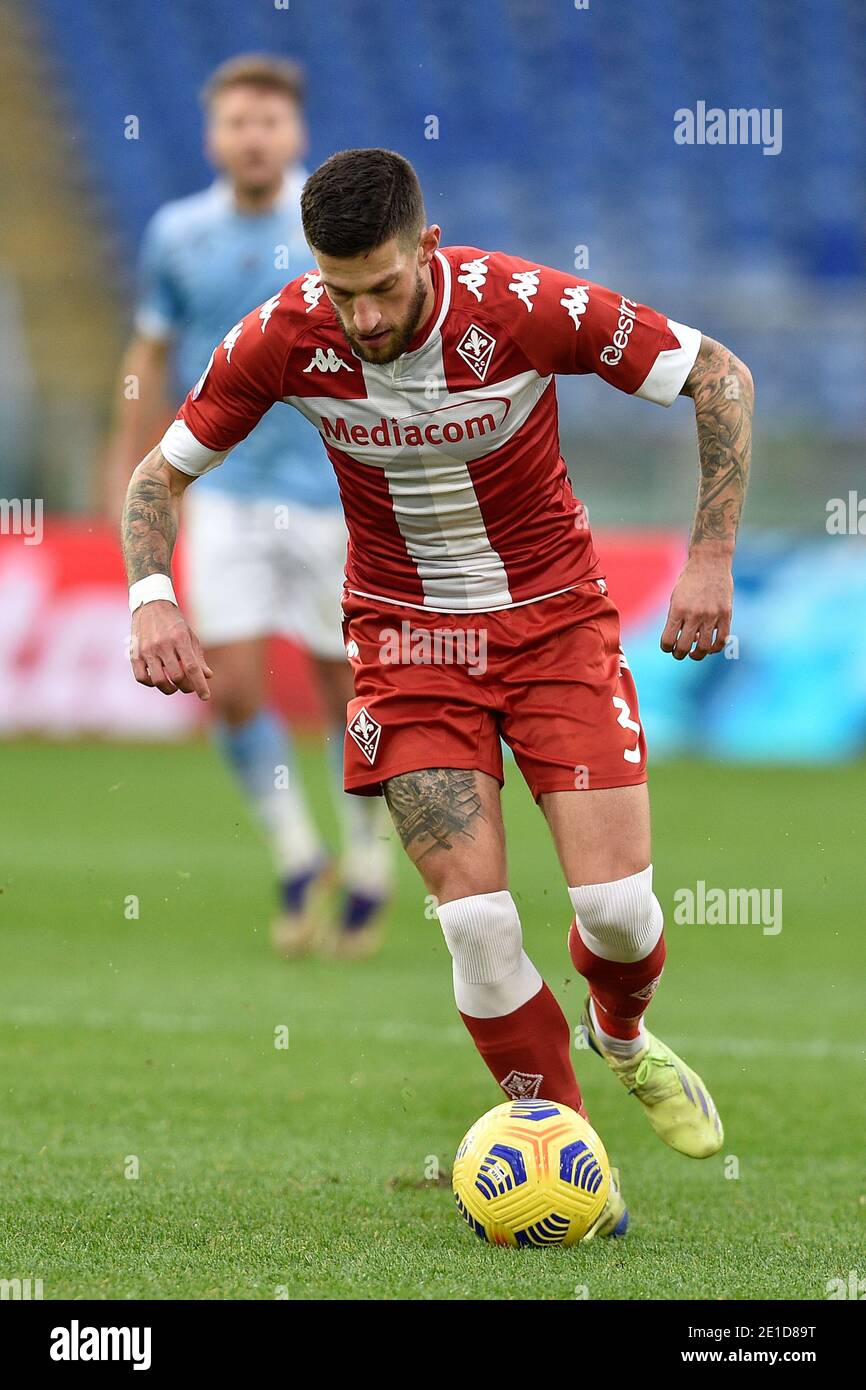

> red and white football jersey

[{"left": 161, "top": 247, "right": 700, "bottom": 613}]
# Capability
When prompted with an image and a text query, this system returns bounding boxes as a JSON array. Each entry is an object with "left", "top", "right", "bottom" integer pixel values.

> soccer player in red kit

[{"left": 122, "top": 149, "right": 753, "bottom": 1236}]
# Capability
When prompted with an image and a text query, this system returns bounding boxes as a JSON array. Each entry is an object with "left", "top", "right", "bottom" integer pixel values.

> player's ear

[{"left": 418, "top": 224, "right": 441, "bottom": 265}]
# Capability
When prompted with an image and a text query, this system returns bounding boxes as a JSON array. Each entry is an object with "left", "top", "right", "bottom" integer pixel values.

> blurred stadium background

[
  {"left": 1, "top": 0, "right": 864, "bottom": 752},
  {"left": 1, "top": 0, "right": 865, "bottom": 1300}
]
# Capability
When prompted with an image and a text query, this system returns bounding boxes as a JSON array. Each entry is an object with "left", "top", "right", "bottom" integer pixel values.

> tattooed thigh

[{"left": 383, "top": 768, "right": 506, "bottom": 894}]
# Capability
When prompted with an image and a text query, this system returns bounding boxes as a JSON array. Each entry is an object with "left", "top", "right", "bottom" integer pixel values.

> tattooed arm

[
  {"left": 122, "top": 446, "right": 212, "bottom": 698},
  {"left": 660, "top": 335, "right": 754, "bottom": 660}
]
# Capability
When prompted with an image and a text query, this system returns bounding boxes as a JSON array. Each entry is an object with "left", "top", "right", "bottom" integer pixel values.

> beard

[
  {"left": 338, "top": 272, "right": 430, "bottom": 364},
  {"left": 232, "top": 165, "right": 285, "bottom": 201}
]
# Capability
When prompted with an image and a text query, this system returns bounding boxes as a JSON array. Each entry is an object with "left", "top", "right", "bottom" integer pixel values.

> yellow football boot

[
  {"left": 583, "top": 1166, "right": 629, "bottom": 1241},
  {"left": 580, "top": 996, "right": 723, "bottom": 1158}
]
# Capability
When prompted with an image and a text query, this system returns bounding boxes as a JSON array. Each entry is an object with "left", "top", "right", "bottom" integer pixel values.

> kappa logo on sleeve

[
  {"left": 508, "top": 269, "right": 541, "bottom": 312},
  {"left": 456, "top": 324, "right": 497, "bottom": 381},
  {"left": 304, "top": 347, "right": 354, "bottom": 374},
  {"left": 560, "top": 285, "right": 590, "bottom": 331},
  {"left": 301, "top": 270, "right": 325, "bottom": 312},
  {"left": 222, "top": 321, "right": 244, "bottom": 362},
  {"left": 457, "top": 254, "right": 491, "bottom": 302},
  {"left": 347, "top": 706, "right": 382, "bottom": 764},
  {"left": 259, "top": 294, "right": 281, "bottom": 332}
]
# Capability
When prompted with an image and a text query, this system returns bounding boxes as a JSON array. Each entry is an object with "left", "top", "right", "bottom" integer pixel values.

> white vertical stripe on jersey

[
  {"left": 358, "top": 337, "right": 513, "bottom": 608},
  {"left": 369, "top": 247, "right": 514, "bottom": 607},
  {"left": 287, "top": 363, "right": 553, "bottom": 609},
  {"left": 285, "top": 251, "right": 560, "bottom": 609}
]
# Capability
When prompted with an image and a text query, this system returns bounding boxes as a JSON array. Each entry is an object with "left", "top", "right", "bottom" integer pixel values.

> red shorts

[{"left": 341, "top": 582, "right": 647, "bottom": 800}]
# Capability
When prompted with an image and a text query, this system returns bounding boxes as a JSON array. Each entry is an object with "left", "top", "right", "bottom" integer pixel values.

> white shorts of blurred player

[{"left": 182, "top": 488, "right": 347, "bottom": 659}]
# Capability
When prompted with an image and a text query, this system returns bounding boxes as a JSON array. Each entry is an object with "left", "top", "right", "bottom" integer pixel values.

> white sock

[
  {"left": 327, "top": 727, "right": 393, "bottom": 897},
  {"left": 262, "top": 782, "right": 323, "bottom": 879},
  {"left": 590, "top": 998, "right": 646, "bottom": 1059},
  {"left": 216, "top": 711, "right": 322, "bottom": 878},
  {"left": 436, "top": 891, "right": 543, "bottom": 1019}
]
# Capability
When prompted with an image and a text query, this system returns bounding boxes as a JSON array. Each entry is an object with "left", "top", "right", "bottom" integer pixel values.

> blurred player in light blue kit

[{"left": 105, "top": 54, "right": 392, "bottom": 956}]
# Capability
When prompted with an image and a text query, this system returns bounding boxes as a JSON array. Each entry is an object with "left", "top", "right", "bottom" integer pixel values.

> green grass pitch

[{"left": 1, "top": 738, "right": 863, "bottom": 1300}]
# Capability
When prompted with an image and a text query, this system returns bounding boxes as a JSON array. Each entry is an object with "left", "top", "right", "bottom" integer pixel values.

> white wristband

[{"left": 129, "top": 574, "right": 178, "bottom": 613}]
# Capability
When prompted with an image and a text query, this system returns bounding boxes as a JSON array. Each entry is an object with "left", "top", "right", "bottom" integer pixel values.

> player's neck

[
  {"left": 404, "top": 258, "right": 440, "bottom": 354},
  {"left": 229, "top": 174, "right": 286, "bottom": 216},
  {"left": 419, "top": 265, "right": 436, "bottom": 326}
]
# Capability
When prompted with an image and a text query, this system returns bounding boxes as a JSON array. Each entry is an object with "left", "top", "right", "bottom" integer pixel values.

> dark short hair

[
  {"left": 200, "top": 53, "right": 305, "bottom": 111},
  {"left": 301, "top": 148, "right": 425, "bottom": 257}
]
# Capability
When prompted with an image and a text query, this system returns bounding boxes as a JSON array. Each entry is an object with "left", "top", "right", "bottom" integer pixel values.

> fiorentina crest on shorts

[
  {"left": 456, "top": 324, "right": 497, "bottom": 381},
  {"left": 347, "top": 706, "right": 382, "bottom": 765},
  {"left": 500, "top": 1069, "right": 544, "bottom": 1100}
]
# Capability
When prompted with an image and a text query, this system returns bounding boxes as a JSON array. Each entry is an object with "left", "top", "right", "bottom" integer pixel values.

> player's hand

[
  {"left": 129, "top": 600, "right": 213, "bottom": 699},
  {"left": 660, "top": 552, "right": 733, "bottom": 661}
]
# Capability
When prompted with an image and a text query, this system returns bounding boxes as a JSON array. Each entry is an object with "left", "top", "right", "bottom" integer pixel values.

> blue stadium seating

[{"left": 31, "top": 0, "right": 866, "bottom": 423}]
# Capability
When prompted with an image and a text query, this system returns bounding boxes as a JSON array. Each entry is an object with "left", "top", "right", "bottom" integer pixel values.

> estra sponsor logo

[
  {"left": 320, "top": 397, "right": 510, "bottom": 450},
  {"left": 600, "top": 297, "right": 638, "bottom": 367}
]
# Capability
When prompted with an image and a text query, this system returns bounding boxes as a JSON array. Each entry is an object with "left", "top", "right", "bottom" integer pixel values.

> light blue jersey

[{"left": 135, "top": 170, "right": 339, "bottom": 507}]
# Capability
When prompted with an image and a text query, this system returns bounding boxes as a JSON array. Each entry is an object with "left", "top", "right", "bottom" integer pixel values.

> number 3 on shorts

[{"left": 612, "top": 695, "right": 642, "bottom": 763}]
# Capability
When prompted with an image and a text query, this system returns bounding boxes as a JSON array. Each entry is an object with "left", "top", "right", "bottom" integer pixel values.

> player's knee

[
  {"left": 436, "top": 890, "right": 542, "bottom": 1016},
  {"left": 568, "top": 864, "right": 663, "bottom": 963},
  {"left": 213, "top": 687, "right": 263, "bottom": 727},
  {"left": 436, "top": 890, "right": 523, "bottom": 984}
]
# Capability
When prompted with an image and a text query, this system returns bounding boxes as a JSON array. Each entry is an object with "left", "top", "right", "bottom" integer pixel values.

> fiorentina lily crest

[{"left": 347, "top": 706, "right": 382, "bottom": 764}]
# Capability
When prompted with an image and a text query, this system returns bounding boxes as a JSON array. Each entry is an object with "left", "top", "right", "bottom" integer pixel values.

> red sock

[
  {"left": 459, "top": 982, "right": 587, "bottom": 1117},
  {"left": 568, "top": 920, "right": 666, "bottom": 1039}
]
